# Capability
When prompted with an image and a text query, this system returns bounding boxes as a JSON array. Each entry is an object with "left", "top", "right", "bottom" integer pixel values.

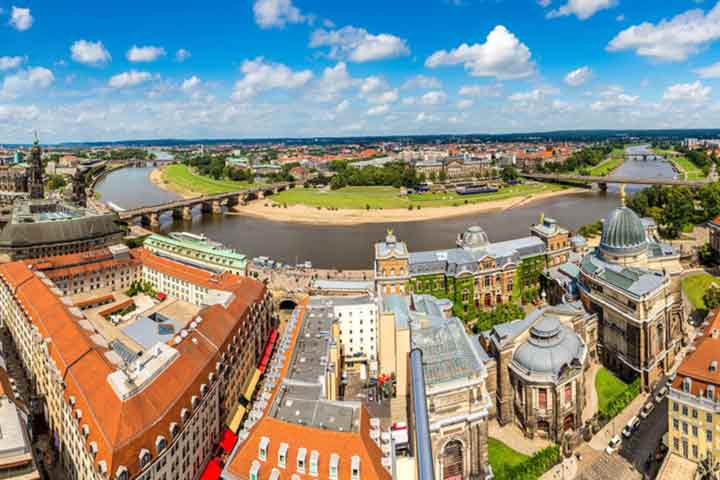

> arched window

[
  {"left": 155, "top": 436, "right": 167, "bottom": 453},
  {"left": 169, "top": 422, "right": 180, "bottom": 438},
  {"left": 441, "top": 440, "right": 464, "bottom": 480},
  {"left": 200, "top": 384, "right": 208, "bottom": 396},
  {"left": 115, "top": 466, "right": 129, "bottom": 480},
  {"left": 138, "top": 449, "right": 151, "bottom": 469},
  {"left": 181, "top": 408, "right": 190, "bottom": 423}
]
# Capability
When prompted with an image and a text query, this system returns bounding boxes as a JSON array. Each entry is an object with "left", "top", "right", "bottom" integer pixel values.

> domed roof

[
  {"left": 599, "top": 206, "right": 647, "bottom": 256},
  {"left": 511, "top": 315, "right": 585, "bottom": 378},
  {"left": 457, "top": 225, "right": 489, "bottom": 250}
]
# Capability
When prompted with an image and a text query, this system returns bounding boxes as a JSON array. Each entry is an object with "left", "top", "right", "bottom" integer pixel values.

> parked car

[
  {"left": 640, "top": 402, "right": 655, "bottom": 419},
  {"left": 622, "top": 416, "right": 640, "bottom": 438},
  {"left": 606, "top": 435, "right": 622, "bottom": 454},
  {"left": 655, "top": 387, "right": 668, "bottom": 403}
]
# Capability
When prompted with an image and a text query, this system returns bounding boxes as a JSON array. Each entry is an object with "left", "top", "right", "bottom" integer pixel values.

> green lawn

[
  {"left": 588, "top": 157, "right": 624, "bottom": 176},
  {"left": 162, "top": 164, "right": 252, "bottom": 195},
  {"left": 488, "top": 438, "right": 529, "bottom": 477},
  {"left": 682, "top": 273, "right": 720, "bottom": 310},
  {"left": 595, "top": 367, "right": 628, "bottom": 412},
  {"left": 271, "top": 183, "right": 565, "bottom": 210},
  {"left": 652, "top": 148, "right": 705, "bottom": 181}
]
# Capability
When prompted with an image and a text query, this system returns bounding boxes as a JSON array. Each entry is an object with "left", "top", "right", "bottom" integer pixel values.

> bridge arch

[{"left": 278, "top": 298, "right": 298, "bottom": 311}]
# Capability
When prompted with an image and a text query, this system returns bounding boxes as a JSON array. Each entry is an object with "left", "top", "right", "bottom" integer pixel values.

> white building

[{"left": 318, "top": 296, "right": 379, "bottom": 374}]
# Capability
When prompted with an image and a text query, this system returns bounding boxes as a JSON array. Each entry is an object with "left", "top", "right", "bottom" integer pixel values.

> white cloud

[
  {"left": 9, "top": 6, "right": 33, "bottom": 31},
  {"left": 415, "top": 112, "right": 436, "bottom": 122},
  {"left": 607, "top": 3, "right": 720, "bottom": 61},
  {"left": 336, "top": 100, "right": 349, "bottom": 113},
  {"left": 509, "top": 86, "right": 559, "bottom": 103},
  {"left": 2, "top": 67, "right": 54, "bottom": 97},
  {"left": 663, "top": 81, "right": 711, "bottom": 104},
  {"left": 108, "top": 70, "right": 152, "bottom": 88},
  {"left": 695, "top": 61, "right": 720, "bottom": 78},
  {"left": 127, "top": 45, "right": 166, "bottom": 63},
  {"left": 367, "top": 89, "right": 399, "bottom": 104},
  {"left": 564, "top": 66, "right": 593, "bottom": 86},
  {"left": 547, "top": 0, "right": 616, "bottom": 20},
  {"left": 313, "top": 62, "right": 359, "bottom": 102},
  {"left": 71, "top": 40, "right": 111, "bottom": 66},
  {"left": 425, "top": 25, "right": 535, "bottom": 80},
  {"left": 232, "top": 57, "right": 313, "bottom": 101},
  {"left": 458, "top": 83, "right": 503, "bottom": 97},
  {"left": 253, "top": 0, "right": 305, "bottom": 29},
  {"left": 419, "top": 90, "right": 447, "bottom": 105},
  {"left": 175, "top": 49, "right": 191, "bottom": 62},
  {"left": 616, "top": 14, "right": 625, "bottom": 22},
  {"left": 402, "top": 75, "right": 441, "bottom": 90},
  {"left": 181, "top": 76, "right": 201, "bottom": 91},
  {"left": 310, "top": 26, "right": 410, "bottom": 63},
  {"left": 457, "top": 99, "right": 474, "bottom": 109},
  {"left": 0, "top": 56, "right": 25, "bottom": 71},
  {"left": 538, "top": 0, "right": 552, "bottom": 7},
  {"left": 367, "top": 104, "right": 390, "bottom": 116},
  {"left": 0, "top": 104, "right": 39, "bottom": 121},
  {"left": 590, "top": 86, "right": 639, "bottom": 111}
]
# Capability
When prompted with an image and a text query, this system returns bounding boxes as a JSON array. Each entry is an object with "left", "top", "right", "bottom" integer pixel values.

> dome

[
  {"left": 599, "top": 206, "right": 647, "bottom": 256},
  {"left": 511, "top": 315, "right": 585, "bottom": 378},
  {"left": 457, "top": 225, "right": 489, "bottom": 250}
]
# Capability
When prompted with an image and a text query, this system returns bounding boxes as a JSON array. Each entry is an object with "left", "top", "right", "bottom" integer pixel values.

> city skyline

[{"left": 2, "top": 0, "right": 720, "bottom": 142}]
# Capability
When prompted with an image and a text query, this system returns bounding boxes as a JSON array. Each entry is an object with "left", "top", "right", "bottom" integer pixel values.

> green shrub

[
  {"left": 494, "top": 445, "right": 561, "bottom": 480},
  {"left": 599, "top": 378, "right": 641, "bottom": 420}
]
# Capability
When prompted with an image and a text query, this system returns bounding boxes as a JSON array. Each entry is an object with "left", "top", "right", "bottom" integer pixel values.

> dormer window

[
  {"left": 155, "top": 436, "right": 167, "bottom": 453},
  {"left": 115, "top": 466, "right": 129, "bottom": 480},
  {"left": 684, "top": 378, "right": 693, "bottom": 393},
  {"left": 309, "top": 450, "right": 319, "bottom": 476},
  {"left": 191, "top": 396, "right": 199, "bottom": 409},
  {"left": 98, "top": 461, "right": 107, "bottom": 475},
  {"left": 69, "top": 395, "right": 76, "bottom": 406},
  {"left": 75, "top": 408, "right": 83, "bottom": 420},
  {"left": 259, "top": 436, "right": 269, "bottom": 461},
  {"left": 139, "top": 449, "right": 151, "bottom": 469},
  {"left": 278, "top": 442, "right": 288, "bottom": 468},
  {"left": 709, "top": 385, "right": 716, "bottom": 400},
  {"left": 81, "top": 424, "right": 90, "bottom": 437},
  {"left": 181, "top": 408, "right": 189, "bottom": 423},
  {"left": 89, "top": 442, "right": 98, "bottom": 456},
  {"left": 170, "top": 422, "right": 179, "bottom": 438},
  {"left": 209, "top": 372, "right": 215, "bottom": 383},
  {"left": 711, "top": 361, "right": 718, "bottom": 373},
  {"left": 351, "top": 455, "right": 360, "bottom": 480},
  {"left": 329, "top": 453, "right": 339, "bottom": 480},
  {"left": 249, "top": 460, "right": 260, "bottom": 480},
  {"left": 297, "top": 447, "right": 306, "bottom": 473},
  {"left": 200, "top": 384, "right": 208, "bottom": 396}
]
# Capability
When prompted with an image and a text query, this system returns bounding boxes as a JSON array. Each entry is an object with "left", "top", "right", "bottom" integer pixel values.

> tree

[
  {"left": 704, "top": 287, "right": 720, "bottom": 311},
  {"left": 438, "top": 170, "right": 448, "bottom": 183},
  {"left": 699, "top": 243, "right": 717, "bottom": 266},
  {"left": 501, "top": 166, "right": 519, "bottom": 183},
  {"left": 696, "top": 451, "right": 720, "bottom": 480}
]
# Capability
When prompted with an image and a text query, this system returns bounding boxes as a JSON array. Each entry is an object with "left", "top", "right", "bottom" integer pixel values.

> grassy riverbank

[
  {"left": 270, "top": 183, "right": 565, "bottom": 210},
  {"left": 588, "top": 156, "right": 624, "bottom": 176},
  {"left": 161, "top": 164, "right": 252, "bottom": 195},
  {"left": 652, "top": 148, "right": 705, "bottom": 180},
  {"left": 682, "top": 273, "right": 720, "bottom": 311}
]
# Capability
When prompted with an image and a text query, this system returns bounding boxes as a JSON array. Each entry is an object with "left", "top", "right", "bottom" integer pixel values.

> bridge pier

[
  {"left": 201, "top": 202, "right": 213, "bottom": 214},
  {"left": 257, "top": 191, "right": 265, "bottom": 200},
  {"left": 183, "top": 206, "right": 193, "bottom": 220},
  {"left": 141, "top": 212, "right": 161, "bottom": 227},
  {"left": 597, "top": 182, "right": 608, "bottom": 192},
  {"left": 212, "top": 200, "right": 223, "bottom": 214},
  {"left": 172, "top": 208, "right": 184, "bottom": 220}
]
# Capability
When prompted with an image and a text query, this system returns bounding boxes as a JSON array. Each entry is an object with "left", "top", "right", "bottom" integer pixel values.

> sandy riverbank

[
  {"left": 149, "top": 167, "right": 196, "bottom": 199},
  {"left": 148, "top": 166, "right": 585, "bottom": 225},
  {"left": 228, "top": 188, "right": 585, "bottom": 225}
]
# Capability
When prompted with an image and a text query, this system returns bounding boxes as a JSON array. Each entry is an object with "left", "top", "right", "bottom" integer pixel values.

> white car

[
  {"left": 622, "top": 416, "right": 640, "bottom": 438},
  {"left": 606, "top": 435, "right": 622, "bottom": 454},
  {"left": 655, "top": 387, "right": 668, "bottom": 403},
  {"left": 640, "top": 402, "right": 655, "bottom": 419}
]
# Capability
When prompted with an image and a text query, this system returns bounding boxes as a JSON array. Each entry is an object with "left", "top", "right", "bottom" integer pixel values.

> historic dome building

[{"left": 578, "top": 191, "right": 685, "bottom": 390}]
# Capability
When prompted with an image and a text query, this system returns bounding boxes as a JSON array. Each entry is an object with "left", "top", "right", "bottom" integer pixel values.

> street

[{"left": 619, "top": 397, "right": 668, "bottom": 476}]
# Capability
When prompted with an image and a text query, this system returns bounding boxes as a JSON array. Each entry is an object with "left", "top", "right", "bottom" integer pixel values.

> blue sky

[{"left": 2, "top": 0, "right": 720, "bottom": 142}]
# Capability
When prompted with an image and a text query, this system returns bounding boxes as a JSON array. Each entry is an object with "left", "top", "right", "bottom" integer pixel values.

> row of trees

[
  {"left": 326, "top": 161, "right": 422, "bottom": 190},
  {"left": 628, "top": 183, "right": 720, "bottom": 237},
  {"left": 494, "top": 445, "right": 561, "bottom": 480},
  {"left": 534, "top": 144, "right": 621, "bottom": 174}
]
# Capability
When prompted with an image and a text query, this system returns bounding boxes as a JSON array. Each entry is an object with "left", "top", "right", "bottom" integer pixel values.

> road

[{"left": 619, "top": 395, "right": 668, "bottom": 477}]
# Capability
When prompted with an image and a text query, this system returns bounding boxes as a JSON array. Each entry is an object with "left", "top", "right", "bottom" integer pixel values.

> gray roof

[
  {"left": 599, "top": 207, "right": 647, "bottom": 256},
  {"left": 311, "top": 279, "right": 373, "bottom": 292},
  {"left": 511, "top": 313, "right": 586, "bottom": 380},
  {"left": 581, "top": 253, "right": 666, "bottom": 297}
]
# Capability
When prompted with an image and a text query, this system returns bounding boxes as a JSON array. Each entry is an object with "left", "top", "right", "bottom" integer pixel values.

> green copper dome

[{"left": 599, "top": 206, "right": 647, "bottom": 256}]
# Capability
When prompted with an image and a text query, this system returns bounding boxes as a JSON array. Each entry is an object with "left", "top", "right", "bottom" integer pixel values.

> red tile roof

[{"left": 673, "top": 309, "right": 720, "bottom": 400}]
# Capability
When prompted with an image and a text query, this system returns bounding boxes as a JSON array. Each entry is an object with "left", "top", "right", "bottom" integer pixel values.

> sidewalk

[
  {"left": 589, "top": 393, "right": 648, "bottom": 451},
  {"left": 540, "top": 455, "right": 578, "bottom": 480},
  {"left": 582, "top": 364, "right": 600, "bottom": 422}
]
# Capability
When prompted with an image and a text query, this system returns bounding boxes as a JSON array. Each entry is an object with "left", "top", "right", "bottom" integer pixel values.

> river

[{"left": 93, "top": 146, "right": 676, "bottom": 269}]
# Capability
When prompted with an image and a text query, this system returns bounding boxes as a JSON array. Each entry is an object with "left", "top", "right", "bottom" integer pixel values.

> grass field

[
  {"left": 162, "top": 164, "right": 252, "bottom": 195},
  {"left": 652, "top": 148, "right": 705, "bottom": 181},
  {"left": 596, "top": 367, "right": 628, "bottom": 412},
  {"left": 488, "top": 438, "right": 529, "bottom": 477},
  {"left": 270, "top": 183, "right": 564, "bottom": 210},
  {"left": 588, "top": 157, "right": 624, "bottom": 176},
  {"left": 682, "top": 273, "right": 720, "bottom": 310}
]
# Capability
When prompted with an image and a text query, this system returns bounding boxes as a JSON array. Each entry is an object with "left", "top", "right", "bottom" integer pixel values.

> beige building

[{"left": 0, "top": 246, "right": 274, "bottom": 480}]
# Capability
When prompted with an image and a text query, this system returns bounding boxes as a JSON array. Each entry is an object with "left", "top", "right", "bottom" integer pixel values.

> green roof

[{"left": 144, "top": 234, "right": 247, "bottom": 268}]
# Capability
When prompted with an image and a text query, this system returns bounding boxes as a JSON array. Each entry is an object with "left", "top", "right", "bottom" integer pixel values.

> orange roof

[
  {"left": 225, "top": 301, "right": 390, "bottom": 480},
  {"left": 0, "top": 248, "right": 268, "bottom": 478},
  {"left": 673, "top": 309, "right": 720, "bottom": 400}
]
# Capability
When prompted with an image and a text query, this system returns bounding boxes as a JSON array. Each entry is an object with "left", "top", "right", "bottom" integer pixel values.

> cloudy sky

[{"left": 2, "top": 0, "right": 720, "bottom": 142}]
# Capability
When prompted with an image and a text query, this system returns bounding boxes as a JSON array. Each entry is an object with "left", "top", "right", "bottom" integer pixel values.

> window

[
  {"left": 564, "top": 384, "right": 572, "bottom": 405},
  {"left": 309, "top": 450, "right": 319, "bottom": 476},
  {"left": 684, "top": 378, "right": 692, "bottom": 393},
  {"left": 351, "top": 455, "right": 360, "bottom": 480},
  {"left": 673, "top": 419, "right": 679, "bottom": 430},
  {"left": 139, "top": 449, "right": 151, "bottom": 469},
  {"left": 278, "top": 443, "right": 288, "bottom": 468},
  {"left": 693, "top": 409, "right": 698, "bottom": 419},
  {"left": 692, "top": 425, "right": 698, "bottom": 437},
  {"left": 329, "top": 453, "right": 339, "bottom": 480},
  {"left": 538, "top": 389, "right": 547, "bottom": 410},
  {"left": 673, "top": 401, "right": 678, "bottom": 412},
  {"left": 708, "top": 413, "right": 714, "bottom": 423},
  {"left": 683, "top": 422, "right": 688, "bottom": 434},
  {"left": 682, "top": 405, "right": 688, "bottom": 416},
  {"left": 297, "top": 448, "right": 306, "bottom": 473},
  {"left": 250, "top": 460, "right": 260, "bottom": 480},
  {"left": 708, "top": 430, "right": 713, "bottom": 442},
  {"left": 673, "top": 438, "right": 679, "bottom": 451},
  {"left": 155, "top": 436, "right": 167, "bottom": 454},
  {"left": 259, "top": 437, "right": 269, "bottom": 461},
  {"left": 693, "top": 445, "right": 698, "bottom": 458}
]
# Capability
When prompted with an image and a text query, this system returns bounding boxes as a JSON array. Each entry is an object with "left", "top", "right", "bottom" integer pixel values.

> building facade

[
  {"left": 143, "top": 233, "right": 248, "bottom": 276},
  {"left": 0, "top": 247, "right": 275, "bottom": 480}
]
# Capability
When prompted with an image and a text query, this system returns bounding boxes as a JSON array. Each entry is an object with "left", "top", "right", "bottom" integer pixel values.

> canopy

[{"left": 199, "top": 458, "right": 222, "bottom": 480}]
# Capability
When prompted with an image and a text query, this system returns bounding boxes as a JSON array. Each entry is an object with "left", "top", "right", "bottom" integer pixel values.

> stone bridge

[
  {"left": 521, "top": 172, "right": 709, "bottom": 190},
  {"left": 116, "top": 182, "right": 295, "bottom": 227}
]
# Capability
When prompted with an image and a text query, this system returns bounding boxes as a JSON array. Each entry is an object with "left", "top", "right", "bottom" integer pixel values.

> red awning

[
  {"left": 257, "top": 329, "right": 278, "bottom": 374},
  {"left": 199, "top": 458, "right": 222, "bottom": 480},
  {"left": 219, "top": 428, "right": 238, "bottom": 453}
]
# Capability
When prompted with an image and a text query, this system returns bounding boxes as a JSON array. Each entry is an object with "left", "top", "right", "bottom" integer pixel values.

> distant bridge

[
  {"left": 521, "top": 173, "right": 709, "bottom": 188},
  {"left": 116, "top": 182, "right": 295, "bottom": 227}
]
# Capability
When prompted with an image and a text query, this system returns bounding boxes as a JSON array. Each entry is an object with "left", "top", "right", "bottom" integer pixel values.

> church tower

[{"left": 28, "top": 133, "right": 44, "bottom": 199}]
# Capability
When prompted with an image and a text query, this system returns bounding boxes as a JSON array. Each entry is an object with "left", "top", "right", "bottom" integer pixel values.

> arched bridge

[
  {"left": 521, "top": 173, "right": 709, "bottom": 188},
  {"left": 116, "top": 182, "right": 295, "bottom": 226}
]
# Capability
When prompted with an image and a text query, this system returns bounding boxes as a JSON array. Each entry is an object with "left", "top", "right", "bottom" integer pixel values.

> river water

[{"left": 94, "top": 146, "right": 677, "bottom": 269}]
